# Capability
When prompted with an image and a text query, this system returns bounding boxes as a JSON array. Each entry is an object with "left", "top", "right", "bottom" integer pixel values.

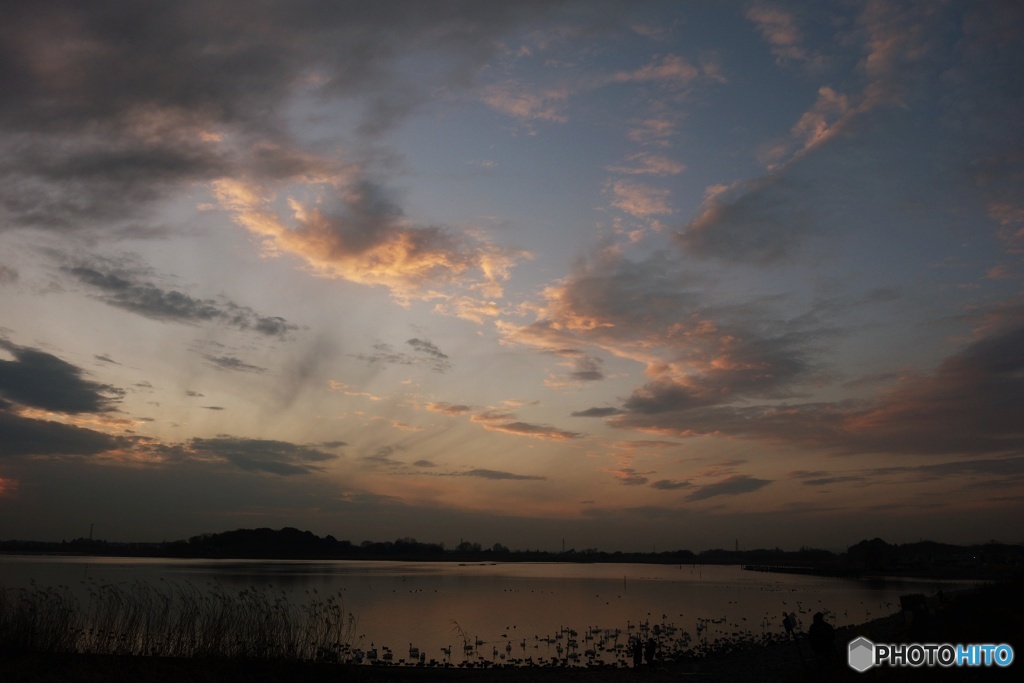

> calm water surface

[{"left": 0, "top": 556, "right": 968, "bottom": 665}]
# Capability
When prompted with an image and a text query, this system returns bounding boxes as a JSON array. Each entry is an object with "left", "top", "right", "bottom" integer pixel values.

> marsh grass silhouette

[{"left": 0, "top": 579, "right": 356, "bottom": 661}]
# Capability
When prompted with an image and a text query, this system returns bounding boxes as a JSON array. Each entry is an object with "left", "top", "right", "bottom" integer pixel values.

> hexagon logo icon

[{"left": 848, "top": 636, "right": 875, "bottom": 672}]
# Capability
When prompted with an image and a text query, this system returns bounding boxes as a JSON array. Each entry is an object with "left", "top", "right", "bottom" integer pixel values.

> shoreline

[
  {"left": 0, "top": 614, "right": 911, "bottom": 683},
  {"left": 1, "top": 550, "right": 1011, "bottom": 583},
  {"left": 3, "top": 576, "right": 1020, "bottom": 682}
]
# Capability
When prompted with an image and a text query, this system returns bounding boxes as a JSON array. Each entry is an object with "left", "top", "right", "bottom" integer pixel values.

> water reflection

[{"left": 0, "top": 557, "right": 970, "bottom": 667}]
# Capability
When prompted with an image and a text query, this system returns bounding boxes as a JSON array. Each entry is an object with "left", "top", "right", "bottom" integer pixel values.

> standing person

[
  {"left": 808, "top": 612, "right": 836, "bottom": 668},
  {"left": 632, "top": 637, "right": 643, "bottom": 668},
  {"left": 644, "top": 637, "right": 657, "bottom": 666}
]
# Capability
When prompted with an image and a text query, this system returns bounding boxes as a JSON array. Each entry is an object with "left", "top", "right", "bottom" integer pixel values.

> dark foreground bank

[{"left": 3, "top": 576, "right": 1021, "bottom": 682}]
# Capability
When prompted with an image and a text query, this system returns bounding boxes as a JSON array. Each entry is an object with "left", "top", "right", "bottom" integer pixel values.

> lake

[{"left": 0, "top": 556, "right": 969, "bottom": 666}]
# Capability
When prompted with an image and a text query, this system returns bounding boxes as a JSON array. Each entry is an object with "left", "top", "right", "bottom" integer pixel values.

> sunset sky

[{"left": 1, "top": 0, "right": 1022, "bottom": 553}]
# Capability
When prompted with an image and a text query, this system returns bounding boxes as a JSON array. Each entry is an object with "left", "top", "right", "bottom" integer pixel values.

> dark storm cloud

[
  {"left": 67, "top": 265, "right": 298, "bottom": 338},
  {"left": 189, "top": 436, "right": 337, "bottom": 476},
  {"left": 685, "top": 474, "right": 772, "bottom": 501},
  {"left": 0, "top": 0, "right": 567, "bottom": 234},
  {"left": 0, "top": 409, "right": 130, "bottom": 458},
  {"left": 0, "top": 339, "right": 123, "bottom": 413}
]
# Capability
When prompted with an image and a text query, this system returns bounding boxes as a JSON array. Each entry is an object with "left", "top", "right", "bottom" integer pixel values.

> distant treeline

[{"left": 1, "top": 528, "right": 1021, "bottom": 576}]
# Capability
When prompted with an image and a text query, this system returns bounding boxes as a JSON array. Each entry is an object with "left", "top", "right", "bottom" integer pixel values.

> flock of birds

[{"left": 324, "top": 590, "right": 898, "bottom": 669}]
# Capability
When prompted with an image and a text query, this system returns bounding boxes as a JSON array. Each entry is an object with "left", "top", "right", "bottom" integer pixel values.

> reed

[{"left": 0, "top": 579, "right": 356, "bottom": 662}]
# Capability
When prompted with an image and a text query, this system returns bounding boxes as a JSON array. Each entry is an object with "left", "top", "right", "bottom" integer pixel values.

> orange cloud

[
  {"left": 610, "top": 180, "right": 673, "bottom": 218},
  {"left": 0, "top": 476, "right": 16, "bottom": 496},
  {"left": 482, "top": 82, "right": 569, "bottom": 123},
  {"left": 612, "top": 54, "right": 699, "bottom": 85},
  {"left": 746, "top": 4, "right": 808, "bottom": 63},
  {"left": 606, "top": 152, "right": 686, "bottom": 176},
  {"left": 213, "top": 176, "right": 526, "bottom": 305},
  {"left": 425, "top": 401, "right": 473, "bottom": 416},
  {"left": 476, "top": 419, "right": 582, "bottom": 441}
]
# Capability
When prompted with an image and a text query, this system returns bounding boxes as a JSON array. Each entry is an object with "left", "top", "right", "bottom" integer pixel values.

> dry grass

[{"left": 0, "top": 579, "right": 356, "bottom": 661}]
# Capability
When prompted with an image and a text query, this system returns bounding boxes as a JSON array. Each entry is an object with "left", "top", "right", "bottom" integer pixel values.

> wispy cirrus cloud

[
  {"left": 353, "top": 338, "right": 452, "bottom": 373},
  {"left": 186, "top": 436, "right": 337, "bottom": 476},
  {"left": 472, "top": 416, "right": 582, "bottom": 441},
  {"left": 543, "top": 348, "right": 606, "bottom": 388},
  {"left": 202, "top": 355, "right": 266, "bottom": 374},
  {"left": 610, "top": 54, "right": 700, "bottom": 86},
  {"left": 571, "top": 406, "right": 622, "bottom": 418},
  {"left": 604, "top": 467, "right": 652, "bottom": 486},
  {"left": 606, "top": 152, "right": 685, "bottom": 176},
  {"left": 0, "top": 264, "right": 18, "bottom": 284},
  {"left": 685, "top": 474, "right": 772, "bottom": 501},
  {"left": 481, "top": 82, "right": 569, "bottom": 124},
  {"left": 745, "top": 3, "right": 812, "bottom": 65},
  {"left": 627, "top": 118, "right": 677, "bottom": 147},
  {"left": 423, "top": 399, "right": 582, "bottom": 442},
  {"left": 67, "top": 263, "right": 298, "bottom": 338},
  {"left": 650, "top": 479, "right": 691, "bottom": 491},
  {"left": 456, "top": 468, "right": 546, "bottom": 481},
  {"left": 610, "top": 180, "right": 673, "bottom": 218},
  {"left": 425, "top": 401, "right": 473, "bottom": 416}
]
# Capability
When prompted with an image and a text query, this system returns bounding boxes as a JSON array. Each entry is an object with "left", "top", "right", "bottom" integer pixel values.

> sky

[{"left": 1, "top": 0, "right": 1022, "bottom": 553}]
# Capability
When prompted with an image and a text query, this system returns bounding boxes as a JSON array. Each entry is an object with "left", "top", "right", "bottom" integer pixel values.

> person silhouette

[
  {"left": 644, "top": 637, "right": 657, "bottom": 665},
  {"left": 632, "top": 637, "right": 643, "bottom": 667},
  {"left": 808, "top": 611, "right": 836, "bottom": 667}
]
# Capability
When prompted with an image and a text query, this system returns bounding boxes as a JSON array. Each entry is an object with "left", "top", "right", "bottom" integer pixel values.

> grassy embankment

[{"left": 0, "top": 579, "right": 354, "bottom": 661}]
